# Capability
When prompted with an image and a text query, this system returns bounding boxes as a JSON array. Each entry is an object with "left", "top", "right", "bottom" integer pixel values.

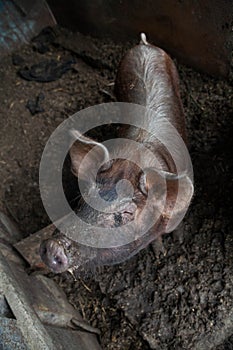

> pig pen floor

[{"left": 0, "top": 27, "right": 233, "bottom": 350}]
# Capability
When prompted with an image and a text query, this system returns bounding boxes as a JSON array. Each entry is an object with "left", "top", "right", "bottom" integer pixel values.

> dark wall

[{"left": 47, "top": 0, "right": 233, "bottom": 78}]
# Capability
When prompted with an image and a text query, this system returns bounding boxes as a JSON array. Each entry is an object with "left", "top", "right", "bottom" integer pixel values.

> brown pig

[{"left": 40, "top": 33, "right": 194, "bottom": 273}]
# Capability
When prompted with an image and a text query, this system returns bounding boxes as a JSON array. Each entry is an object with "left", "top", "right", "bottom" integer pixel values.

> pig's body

[
  {"left": 40, "top": 34, "right": 193, "bottom": 274},
  {"left": 115, "top": 33, "right": 187, "bottom": 143}
]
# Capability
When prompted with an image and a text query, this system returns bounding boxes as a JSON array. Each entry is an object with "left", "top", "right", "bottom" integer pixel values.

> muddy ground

[{"left": 0, "top": 27, "right": 233, "bottom": 349}]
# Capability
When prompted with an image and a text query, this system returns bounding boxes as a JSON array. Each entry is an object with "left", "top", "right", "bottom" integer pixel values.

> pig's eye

[
  {"left": 139, "top": 172, "right": 148, "bottom": 195},
  {"left": 65, "top": 244, "right": 71, "bottom": 251}
]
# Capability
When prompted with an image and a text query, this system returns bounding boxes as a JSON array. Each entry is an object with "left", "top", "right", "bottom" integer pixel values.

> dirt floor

[{"left": 0, "top": 27, "right": 233, "bottom": 349}]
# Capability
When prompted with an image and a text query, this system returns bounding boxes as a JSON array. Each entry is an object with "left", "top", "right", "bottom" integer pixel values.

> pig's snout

[{"left": 39, "top": 239, "right": 69, "bottom": 273}]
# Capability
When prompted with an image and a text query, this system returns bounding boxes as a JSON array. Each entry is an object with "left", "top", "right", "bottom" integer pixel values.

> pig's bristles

[{"left": 70, "top": 193, "right": 82, "bottom": 204}]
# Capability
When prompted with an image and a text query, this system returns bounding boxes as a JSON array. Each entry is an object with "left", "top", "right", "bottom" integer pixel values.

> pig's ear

[
  {"left": 140, "top": 169, "right": 194, "bottom": 232},
  {"left": 69, "top": 130, "right": 110, "bottom": 180},
  {"left": 164, "top": 172, "right": 194, "bottom": 232}
]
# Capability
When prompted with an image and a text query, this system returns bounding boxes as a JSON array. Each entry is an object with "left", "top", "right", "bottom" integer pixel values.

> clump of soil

[{"left": 0, "top": 26, "right": 232, "bottom": 349}]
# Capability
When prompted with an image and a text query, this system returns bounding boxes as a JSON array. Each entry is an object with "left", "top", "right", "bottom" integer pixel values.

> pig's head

[{"left": 40, "top": 130, "right": 193, "bottom": 273}]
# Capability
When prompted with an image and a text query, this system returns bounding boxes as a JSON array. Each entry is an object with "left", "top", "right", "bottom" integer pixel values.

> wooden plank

[{"left": 14, "top": 222, "right": 55, "bottom": 268}]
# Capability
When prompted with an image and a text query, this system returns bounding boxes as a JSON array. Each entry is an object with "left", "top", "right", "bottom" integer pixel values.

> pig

[{"left": 40, "top": 33, "right": 194, "bottom": 274}]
